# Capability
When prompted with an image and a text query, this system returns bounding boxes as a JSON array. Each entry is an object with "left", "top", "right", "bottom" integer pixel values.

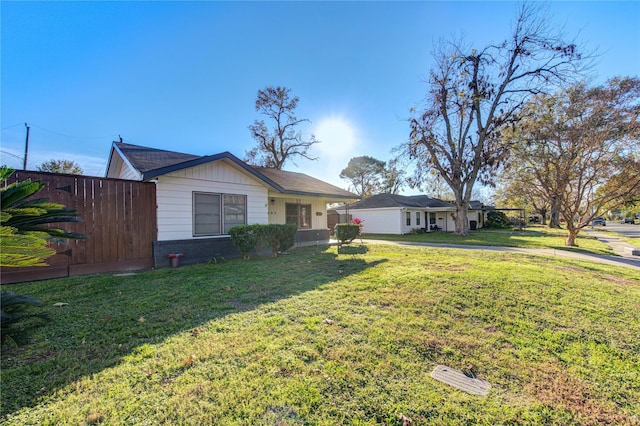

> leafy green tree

[
  {"left": 245, "top": 86, "right": 320, "bottom": 169},
  {"left": 339, "top": 156, "right": 386, "bottom": 198},
  {"left": 1, "top": 166, "right": 86, "bottom": 267},
  {"left": 36, "top": 159, "right": 83, "bottom": 175},
  {"left": 406, "top": 3, "right": 585, "bottom": 235}
]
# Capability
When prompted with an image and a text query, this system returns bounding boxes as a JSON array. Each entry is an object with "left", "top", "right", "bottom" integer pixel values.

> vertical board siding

[{"left": 1, "top": 171, "right": 156, "bottom": 284}]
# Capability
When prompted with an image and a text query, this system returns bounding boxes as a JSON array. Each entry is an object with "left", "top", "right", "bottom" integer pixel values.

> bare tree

[
  {"left": 245, "top": 86, "right": 319, "bottom": 169},
  {"left": 407, "top": 3, "right": 585, "bottom": 235},
  {"left": 380, "top": 158, "right": 407, "bottom": 195},
  {"left": 507, "top": 78, "right": 640, "bottom": 246}
]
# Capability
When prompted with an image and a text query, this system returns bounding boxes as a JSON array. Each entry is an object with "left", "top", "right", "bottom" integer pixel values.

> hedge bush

[
  {"left": 334, "top": 223, "right": 361, "bottom": 244},
  {"left": 228, "top": 224, "right": 262, "bottom": 259},
  {"left": 229, "top": 224, "right": 297, "bottom": 258},
  {"left": 486, "top": 210, "right": 510, "bottom": 229},
  {"left": 261, "top": 224, "right": 297, "bottom": 256}
]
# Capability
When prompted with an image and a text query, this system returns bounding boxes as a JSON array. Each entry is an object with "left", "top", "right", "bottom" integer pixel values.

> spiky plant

[{"left": 0, "top": 166, "right": 86, "bottom": 267}]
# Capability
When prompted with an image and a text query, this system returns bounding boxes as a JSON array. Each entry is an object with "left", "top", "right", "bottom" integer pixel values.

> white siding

[
  {"left": 106, "top": 155, "right": 140, "bottom": 180},
  {"left": 267, "top": 196, "right": 330, "bottom": 230},
  {"left": 156, "top": 161, "right": 268, "bottom": 241},
  {"left": 348, "top": 208, "right": 403, "bottom": 234},
  {"left": 401, "top": 209, "right": 424, "bottom": 234}
]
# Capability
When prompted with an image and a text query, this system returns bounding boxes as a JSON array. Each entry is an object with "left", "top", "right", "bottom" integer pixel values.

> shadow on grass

[
  {"left": 0, "top": 245, "right": 385, "bottom": 418},
  {"left": 337, "top": 244, "right": 368, "bottom": 255}
]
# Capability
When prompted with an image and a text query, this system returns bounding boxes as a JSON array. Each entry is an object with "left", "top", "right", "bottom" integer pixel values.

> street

[{"left": 599, "top": 222, "right": 640, "bottom": 239}]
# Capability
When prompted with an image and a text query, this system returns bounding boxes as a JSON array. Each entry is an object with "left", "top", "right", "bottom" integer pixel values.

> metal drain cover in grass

[{"left": 430, "top": 365, "right": 490, "bottom": 396}]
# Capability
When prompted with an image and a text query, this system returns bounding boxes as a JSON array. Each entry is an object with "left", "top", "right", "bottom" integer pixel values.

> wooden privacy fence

[{"left": 1, "top": 171, "right": 157, "bottom": 284}]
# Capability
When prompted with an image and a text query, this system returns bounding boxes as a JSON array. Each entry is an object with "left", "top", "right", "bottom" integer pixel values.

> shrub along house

[
  {"left": 334, "top": 193, "right": 486, "bottom": 234},
  {"left": 106, "top": 142, "right": 357, "bottom": 266}
]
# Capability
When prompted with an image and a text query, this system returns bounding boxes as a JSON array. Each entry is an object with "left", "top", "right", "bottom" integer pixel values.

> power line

[
  {"left": 1, "top": 122, "right": 25, "bottom": 131},
  {"left": 29, "top": 123, "right": 117, "bottom": 140},
  {"left": 0, "top": 150, "right": 23, "bottom": 161}
]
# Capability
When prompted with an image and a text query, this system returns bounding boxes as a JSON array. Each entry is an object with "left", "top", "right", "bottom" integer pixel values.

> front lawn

[
  {"left": 362, "top": 227, "right": 617, "bottom": 256},
  {"left": 2, "top": 244, "right": 639, "bottom": 425}
]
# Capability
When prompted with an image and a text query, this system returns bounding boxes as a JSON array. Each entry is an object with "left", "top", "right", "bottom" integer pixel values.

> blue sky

[{"left": 2, "top": 1, "right": 639, "bottom": 193}]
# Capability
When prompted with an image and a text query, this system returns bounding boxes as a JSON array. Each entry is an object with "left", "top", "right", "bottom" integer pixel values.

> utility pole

[{"left": 23, "top": 122, "right": 30, "bottom": 170}]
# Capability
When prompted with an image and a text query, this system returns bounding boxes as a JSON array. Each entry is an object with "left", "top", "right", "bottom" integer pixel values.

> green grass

[
  {"left": 2, "top": 244, "right": 639, "bottom": 425},
  {"left": 361, "top": 226, "right": 617, "bottom": 256}
]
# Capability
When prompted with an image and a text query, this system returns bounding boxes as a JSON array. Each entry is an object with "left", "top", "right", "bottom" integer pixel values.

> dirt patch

[
  {"left": 525, "top": 364, "right": 638, "bottom": 425},
  {"left": 599, "top": 274, "right": 640, "bottom": 286}
]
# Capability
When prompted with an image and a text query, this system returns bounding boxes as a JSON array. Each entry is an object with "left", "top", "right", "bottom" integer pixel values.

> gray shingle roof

[
  {"left": 112, "top": 142, "right": 357, "bottom": 199},
  {"left": 347, "top": 193, "right": 454, "bottom": 209},
  {"left": 115, "top": 142, "right": 200, "bottom": 173},
  {"left": 251, "top": 166, "right": 356, "bottom": 199}
]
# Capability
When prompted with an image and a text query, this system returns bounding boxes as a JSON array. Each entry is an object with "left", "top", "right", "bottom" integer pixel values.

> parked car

[
  {"left": 592, "top": 217, "right": 606, "bottom": 226},
  {"left": 621, "top": 218, "right": 636, "bottom": 224}
]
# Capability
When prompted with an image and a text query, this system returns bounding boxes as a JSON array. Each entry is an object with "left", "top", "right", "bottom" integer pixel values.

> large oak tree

[{"left": 407, "top": 3, "right": 584, "bottom": 235}]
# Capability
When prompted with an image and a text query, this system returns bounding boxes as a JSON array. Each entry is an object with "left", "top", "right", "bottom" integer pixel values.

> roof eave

[
  {"left": 106, "top": 142, "right": 142, "bottom": 180},
  {"left": 141, "top": 151, "right": 285, "bottom": 192},
  {"left": 277, "top": 189, "right": 358, "bottom": 200}
]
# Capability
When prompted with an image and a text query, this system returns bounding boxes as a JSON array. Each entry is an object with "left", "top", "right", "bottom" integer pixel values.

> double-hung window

[
  {"left": 285, "top": 203, "right": 311, "bottom": 229},
  {"left": 193, "top": 192, "right": 246, "bottom": 236}
]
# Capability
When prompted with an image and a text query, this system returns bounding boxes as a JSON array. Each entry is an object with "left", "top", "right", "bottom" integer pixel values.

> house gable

[{"left": 155, "top": 160, "right": 269, "bottom": 241}]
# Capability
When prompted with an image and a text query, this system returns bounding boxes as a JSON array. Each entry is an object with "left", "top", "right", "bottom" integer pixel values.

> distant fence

[{"left": 1, "top": 171, "right": 157, "bottom": 284}]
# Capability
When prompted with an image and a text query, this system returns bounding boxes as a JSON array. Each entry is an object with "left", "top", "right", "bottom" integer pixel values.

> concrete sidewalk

[{"left": 585, "top": 229, "right": 640, "bottom": 257}]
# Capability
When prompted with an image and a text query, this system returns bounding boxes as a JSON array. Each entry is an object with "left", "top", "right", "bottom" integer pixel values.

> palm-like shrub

[{"left": 0, "top": 166, "right": 86, "bottom": 267}]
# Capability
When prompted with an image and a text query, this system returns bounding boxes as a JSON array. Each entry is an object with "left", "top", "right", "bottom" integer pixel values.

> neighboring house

[
  {"left": 334, "top": 193, "right": 486, "bottom": 234},
  {"left": 106, "top": 142, "right": 357, "bottom": 266}
]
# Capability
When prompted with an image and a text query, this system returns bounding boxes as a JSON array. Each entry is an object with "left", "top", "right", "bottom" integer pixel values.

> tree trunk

[
  {"left": 453, "top": 204, "right": 469, "bottom": 235},
  {"left": 549, "top": 197, "right": 562, "bottom": 228},
  {"left": 565, "top": 229, "right": 579, "bottom": 247}
]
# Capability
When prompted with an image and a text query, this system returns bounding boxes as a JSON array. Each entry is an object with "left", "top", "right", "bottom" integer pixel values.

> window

[
  {"left": 286, "top": 203, "right": 311, "bottom": 229},
  {"left": 416, "top": 212, "right": 421, "bottom": 226},
  {"left": 406, "top": 211, "right": 411, "bottom": 226},
  {"left": 429, "top": 212, "right": 436, "bottom": 225},
  {"left": 193, "top": 192, "right": 246, "bottom": 236},
  {"left": 223, "top": 194, "right": 246, "bottom": 234}
]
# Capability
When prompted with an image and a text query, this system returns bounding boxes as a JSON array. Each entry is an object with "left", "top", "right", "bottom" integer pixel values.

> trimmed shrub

[
  {"left": 229, "top": 225, "right": 262, "bottom": 259},
  {"left": 335, "top": 223, "right": 361, "bottom": 244},
  {"left": 261, "top": 224, "right": 297, "bottom": 256}
]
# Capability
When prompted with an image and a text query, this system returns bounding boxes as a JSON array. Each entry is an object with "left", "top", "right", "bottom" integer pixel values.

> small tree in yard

[
  {"left": 245, "top": 86, "right": 320, "bottom": 169},
  {"left": 406, "top": 2, "right": 585, "bottom": 236}
]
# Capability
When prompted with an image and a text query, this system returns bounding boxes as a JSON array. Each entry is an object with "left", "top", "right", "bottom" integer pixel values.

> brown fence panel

[{"left": 1, "top": 171, "right": 157, "bottom": 284}]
